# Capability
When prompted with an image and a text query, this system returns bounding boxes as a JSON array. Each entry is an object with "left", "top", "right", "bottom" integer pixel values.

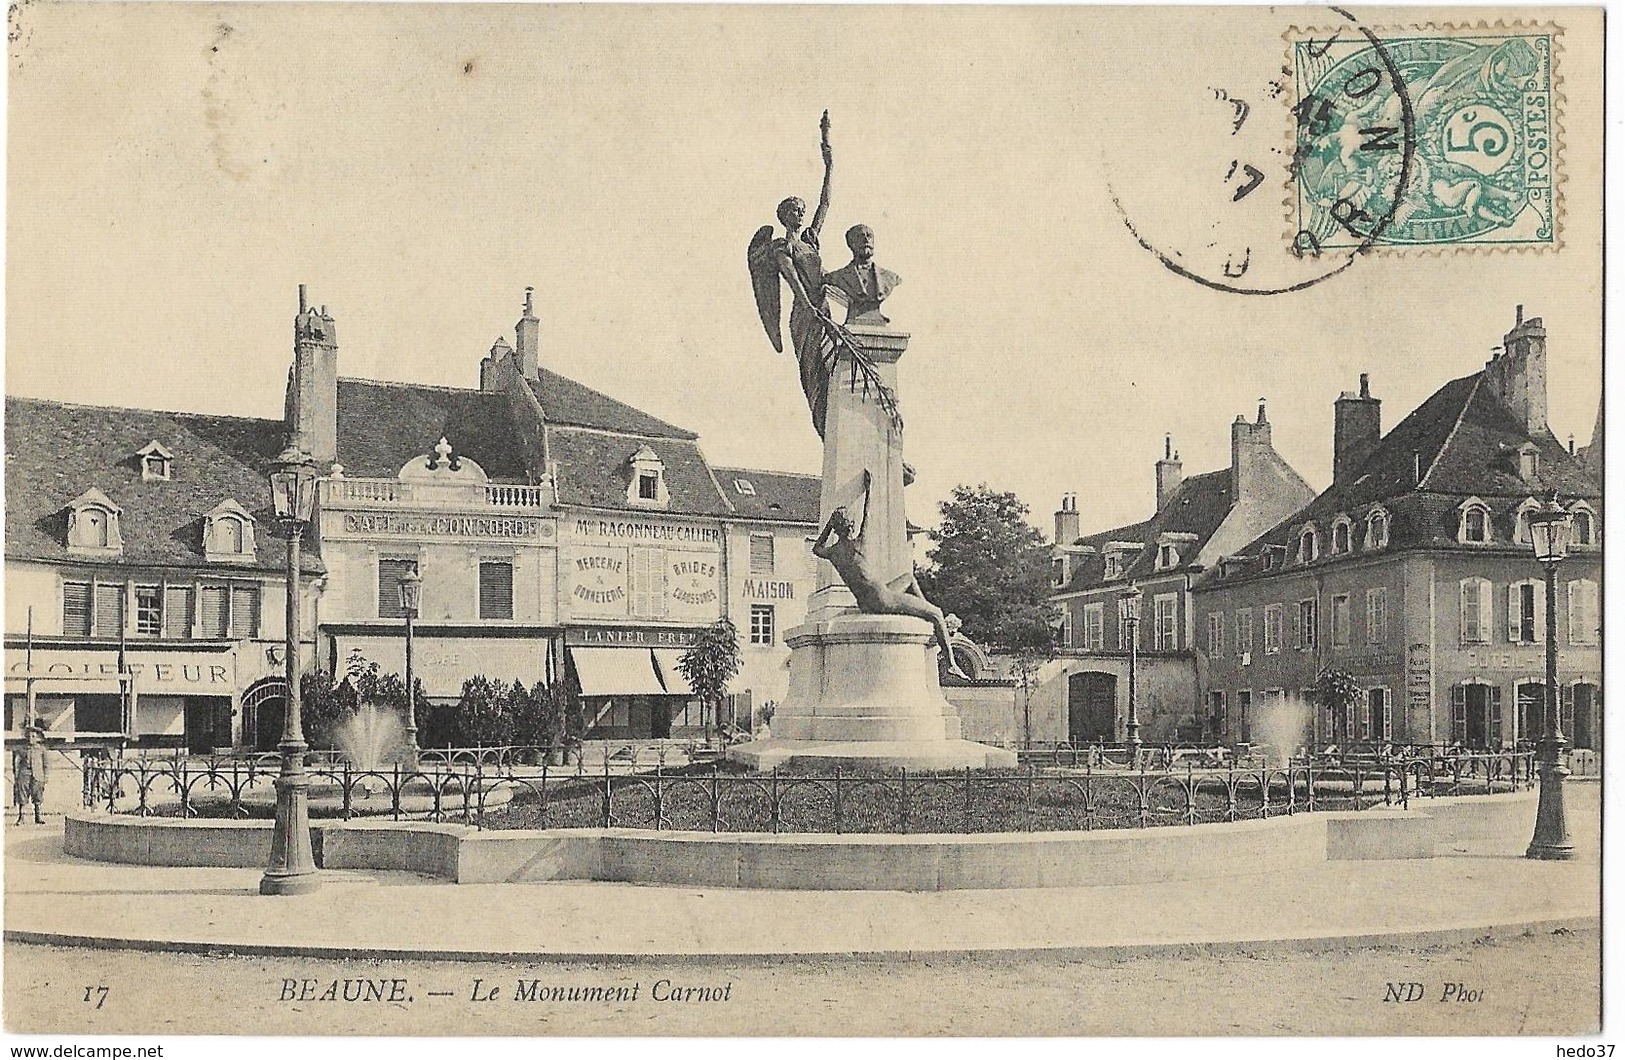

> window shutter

[
  {"left": 1459, "top": 581, "right": 1473, "bottom": 642},
  {"left": 479, "top": 561, "right": 514, "bottom": 620},
  {"left": 1489, "top": 686, "right": 1504, "bottom": 747},
  {"left": 164, "top": 586, "right": 193, "bottom": 638},
  {"left": 200, "top": 586, "right": 228, "bottom": 638},
  {"left": 230, "top": 585, "right": 259, "bottom": 638},
  {"left": 749, "top": 534, "right": 775, "bottom": 576},
  {"left": 1451, "top": 685, "right": 1467, "bottom": 744},
  {"left": 377, "top": 559, "right": 415, "bottom": 618},
  {"left": 1507, "top": 584, "right": 1521, "bottom": 642},
  {"left": 1531, "top": 581, "right": 1546, "bottom": 643},
  {"left": 63, "top": 582, "right": 91, "bottom": 636},
  {"left": 93, "top": 584, "right": 124, "bottom": 637},
  {"left": 1478, "top": 580, "right": 1494, "bottom": 643}
]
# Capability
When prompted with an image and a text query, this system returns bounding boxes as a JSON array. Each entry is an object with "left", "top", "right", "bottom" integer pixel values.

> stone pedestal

[
  {"left": 731, "top": 323, "right": 1013, "bottom": 773},
  {"left": 806, "top": 325, "right": 911, "bottom": 623},
  {"left": 727, "top": 614, "right": 1017, "bottom": 771}
]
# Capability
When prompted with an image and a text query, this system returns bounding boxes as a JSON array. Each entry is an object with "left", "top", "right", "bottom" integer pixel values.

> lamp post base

[
  {"left": 1525, "top": 750, "right": 1573, "bottom": 862},
  {"left": 259, "top": 763, "right": 322, "bottom": 895}
]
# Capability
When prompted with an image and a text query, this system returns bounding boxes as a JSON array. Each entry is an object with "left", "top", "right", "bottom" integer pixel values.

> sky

[{"left": 6, "top": 4, "right": 1604, "bottom": 544}]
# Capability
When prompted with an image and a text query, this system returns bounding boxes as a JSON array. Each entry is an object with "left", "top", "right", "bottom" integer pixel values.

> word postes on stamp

[{"left": 1291, "top": 26, "right": 1557, "bottom": 251}]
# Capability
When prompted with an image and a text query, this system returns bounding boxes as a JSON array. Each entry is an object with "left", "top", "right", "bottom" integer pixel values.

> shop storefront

[
  {"left": 564, "top": 625, "right": 702, "bottom": 739},
  {"left": 4, "top": 643, "right": 239, "bottom": 751},
  {"left": 323, "top": 627, "right": 560, "bottom": 704}
]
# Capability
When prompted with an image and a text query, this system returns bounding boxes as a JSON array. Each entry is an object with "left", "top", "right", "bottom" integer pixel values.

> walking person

[{"left": 12, "top": 722, "right": 47, "bottom": 825}]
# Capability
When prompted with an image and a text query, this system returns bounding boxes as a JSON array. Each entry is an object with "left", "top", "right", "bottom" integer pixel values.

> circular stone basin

[{"left": 237, "top": 776, "right": 515, "bottom": 816}]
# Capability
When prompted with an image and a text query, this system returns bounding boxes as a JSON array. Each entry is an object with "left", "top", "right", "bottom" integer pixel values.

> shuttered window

[
  {"left": 1459, "top": 578, "right": 1492, "bottom": 644},
  {"left": 1568, "top": 579, "right": 1599, "bottom": 645},
  {"left": 93, "top": 584, "right": 125, "bottom": 637},
  {"left": 1365, "top": 588, "right": 1387, "bottom": 644},
  {"left": 479, "top": 561, "right": 515, "bottom": 620},
  {"left": 630, "top": 547, "right": 667, "bottom": 619},
  {"left": 749, "top": 534, "right": 775, "bottom": 576},
  {"left": 164, "top": 586, "right": 194, "bottom": 638},
  {"left": 1507, "top": 581, "right": 1543, "bottom": 644},
  {"left": 62, "top": 581, "right": 92, "bottom": 636},
  {"left": 378, "top": 559, "right": 417, "bottom": 618},
  {"left": 229, "top": 584, "right": 260, "bottom": 638},
  {"left": 199, "top": 586, "right": 229, "bottom": 638}
]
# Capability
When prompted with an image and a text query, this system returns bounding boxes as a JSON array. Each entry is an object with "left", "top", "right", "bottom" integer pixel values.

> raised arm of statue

[{"left": 809, "top": 110, "right": 833, "bottom": 240}]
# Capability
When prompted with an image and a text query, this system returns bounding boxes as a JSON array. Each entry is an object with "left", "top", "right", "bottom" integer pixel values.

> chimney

[
  {"left": 1231, "top": 403, "right": 1274, "bottom": 501},
  {"left": 1484, "top": 305, "right": 1548, "bottom": 436},
  {"left": 480, "top": 336, "right": 512, "bottom": 392},
  {"left": 287, "top": 285, "right": 339, "bottom": 466},
  {"left": 1155, "top": 434, "right": 1184, "bottom": 510},
  {"left": 514, "top": 287, "right": 540, "bottom": 381},
  {"left": 1333, "top": 372, "right": 1382, "bottom": 484},
  {"left": 1054, "top": 493, "right": 1080, "bottom": 545}
]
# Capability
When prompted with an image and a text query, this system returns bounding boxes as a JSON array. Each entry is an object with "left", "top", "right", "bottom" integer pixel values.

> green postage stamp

[{"left": 1291, "top": 26, "right": 1558, "bottom": 250}]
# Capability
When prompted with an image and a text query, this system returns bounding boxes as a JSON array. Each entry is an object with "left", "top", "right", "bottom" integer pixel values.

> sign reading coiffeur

[{"left": 6, "top": 649, "right": 235, "bottom": 688}]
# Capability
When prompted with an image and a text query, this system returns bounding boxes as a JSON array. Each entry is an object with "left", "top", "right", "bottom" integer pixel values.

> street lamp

[
  {"left": 398, "top": 566, "right": 422, "bottom": 763},
  {"left": 260, "top": 448, "right": 321, "bottom": 895},
  {"left": 1526, "top": 490, "right": 1574, "bottom": 861},
  {"left": 1119, "top": 584, "right": 1142, "bottom": 764}
]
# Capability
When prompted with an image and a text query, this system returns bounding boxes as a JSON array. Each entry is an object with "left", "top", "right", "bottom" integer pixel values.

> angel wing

[{"left": 747, "top": 225, "right": 783, "bottom": 353}]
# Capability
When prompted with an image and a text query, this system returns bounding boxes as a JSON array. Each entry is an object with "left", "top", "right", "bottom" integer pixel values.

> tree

[
  {"left": 1314, "top": 667, "right": 1362, "bottom": 747},
  {"left": 678, "top": 617, "right": 743, "bottom": 742},
  {"left": 917, "top": 483, "right": 1056, "bottom": 654}
]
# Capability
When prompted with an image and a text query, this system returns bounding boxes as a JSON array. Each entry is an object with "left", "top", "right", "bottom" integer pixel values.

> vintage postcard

[{"left": 2, "top": 2, "right": 1605, "bottom": 1051}]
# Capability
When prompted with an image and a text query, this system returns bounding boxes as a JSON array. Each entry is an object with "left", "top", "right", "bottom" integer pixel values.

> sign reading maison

[{"left": 342, "top": 512, "right": 551, "bottom": 539}]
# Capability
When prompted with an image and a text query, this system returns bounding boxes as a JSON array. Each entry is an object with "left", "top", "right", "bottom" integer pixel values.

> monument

[{"left": 731, "top": 114, "right": 1016, "bottom": 770}]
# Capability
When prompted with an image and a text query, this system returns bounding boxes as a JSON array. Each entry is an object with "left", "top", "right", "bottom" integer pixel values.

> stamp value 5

[{"left": 1291, "top": 25, "right": 1559, "bottom": 250}]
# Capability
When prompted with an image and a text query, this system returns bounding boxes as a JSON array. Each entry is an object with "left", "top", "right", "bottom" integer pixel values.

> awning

[
  {"left": 569, "top": 647, "right": 666, "bottom": 697},
  {"left": 652, "top": 649, "right": 694, "bottom": 696}
]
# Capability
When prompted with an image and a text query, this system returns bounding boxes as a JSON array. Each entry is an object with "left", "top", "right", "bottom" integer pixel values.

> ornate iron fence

[{"left": 81, "top": 746, "right": 1536, "bottom": 835}]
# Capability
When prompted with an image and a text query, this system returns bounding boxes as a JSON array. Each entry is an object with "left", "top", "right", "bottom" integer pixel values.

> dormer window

[
  {"left": 1051, "top": 555, "right": 1069, "bottom": 588},
  {"left": 1458, "top": 498, "right": 1492, "bottom": 544},
  {"left": 1330, "top": 516, "right": 1352, "bottom": 555},
  {"left": 138, "top": 441, "right": 174, "bottom": 482},
  {"left": 733, "top": 478, "right": 757, "bottom": 497},
  {"left": 1365, "top": 507, "right": 1390, "bottom": 550},
  {"left": 626, "top": 445, "right": 669, "bottom": 508},
  {"left": 66, "top": 488, "right": 123, "bottom": 556},
  {"left": 1570, "top": 502, "right": 1597, "bottom": 547},
  {"left": 204, "top": 499, "right": 257, "bottom": 564},
  {"left": 1513, "top": 497, "right": 1542, "bottom": 545},
  {"left": 1517, "top": 443, "right": 1540, "bottom": 482},
  {"left": 1297, "top": 524, "right": 1320, "bottom": 563},
  {"left": 1156, "top": 544, "right": 1179, "bottom": 570}
]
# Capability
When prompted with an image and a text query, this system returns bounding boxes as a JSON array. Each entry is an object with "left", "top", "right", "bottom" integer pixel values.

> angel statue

[{"left": 748, "top": 112, "right": 902, "bottom": 441}]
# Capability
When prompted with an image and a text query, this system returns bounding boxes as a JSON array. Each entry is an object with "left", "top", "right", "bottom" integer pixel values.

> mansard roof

[
  {"left": 1203, "top": 372, "right": 1602, "bottom": 586},
  {"left": 4, "top": 396, "right": 313, "bottom": 573},
  {"left": 335, "top": 378, "right": 532, "bottom": 482},
  {"left": 1056, "top": 468, "right": 1234, "bottom": 592}
]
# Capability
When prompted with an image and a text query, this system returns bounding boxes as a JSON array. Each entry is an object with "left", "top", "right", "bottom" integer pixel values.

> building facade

[
  {"left": 292, "top": 288, "right": 820, "bottom": 742},
  {"left": 1194, "top": 310, "right": 1603, "bottom": 752},
  {"left": 3, "top": 398, "right": 315, "bottom": 752},
  {"left": 1034, "top": 409, "right": 1315, "bottom": 745},
  {"left": 5, "top": 287, "right": 820, "bottom": 750}
]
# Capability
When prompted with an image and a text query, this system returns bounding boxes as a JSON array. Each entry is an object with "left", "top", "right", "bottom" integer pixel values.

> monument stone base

[{"left": 727, "top": 613, "right": 1017, "bottom": 771}]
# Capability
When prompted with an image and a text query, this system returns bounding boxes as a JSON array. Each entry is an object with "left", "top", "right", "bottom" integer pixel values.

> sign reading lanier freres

[{"left": 565, "top": 515, "right": 724, "bottom": 623}]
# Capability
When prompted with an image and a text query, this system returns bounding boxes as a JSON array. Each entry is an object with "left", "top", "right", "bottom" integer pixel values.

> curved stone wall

[{"left": 63, "top": 790, "right": 1535, "bottom": 891}]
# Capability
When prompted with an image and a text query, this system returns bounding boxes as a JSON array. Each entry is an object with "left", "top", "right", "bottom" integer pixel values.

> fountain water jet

[{"left": 335, "top": 702, "right": 407, "bottom": 797}]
